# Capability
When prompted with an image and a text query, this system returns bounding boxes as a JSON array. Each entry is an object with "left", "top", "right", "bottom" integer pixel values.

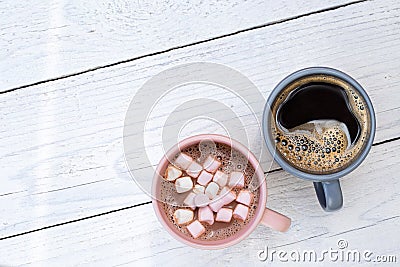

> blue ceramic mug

[{"left": 262, "top": 67, "right": 376, "bottom": 211}]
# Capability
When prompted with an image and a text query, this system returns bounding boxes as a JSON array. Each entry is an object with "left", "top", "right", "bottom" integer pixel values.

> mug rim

[
  {"left": 151, "top": 134, "right": 268, "bottom": 249},
  {"left": 262, "top": 67, "right": 376, "bottom": 182}
]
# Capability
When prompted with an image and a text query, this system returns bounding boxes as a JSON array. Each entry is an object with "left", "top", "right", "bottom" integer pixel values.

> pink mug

[{"left": 152, "top": 134, "right": 291, "bottom": 249}]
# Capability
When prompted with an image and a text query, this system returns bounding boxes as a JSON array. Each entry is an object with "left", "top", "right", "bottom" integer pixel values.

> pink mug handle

[{"left": 260, "top": 208, "right": 291, "bottom": 232}]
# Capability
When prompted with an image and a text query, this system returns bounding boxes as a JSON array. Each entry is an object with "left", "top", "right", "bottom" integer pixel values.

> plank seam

[
  {"left": 1, "top": 129, "right": 396, "bottom": 241},
  {"left": 0, "top": 201, "right": 151, "bottom": 241},
  {"left": 327, "top": 215, "right": 400, "bottom": 237},
  {"left": 0, "top": 0, "right": 368, "bottom": 94},
  {"left": 372, "top": 136, "right": 400, "bottom": 146}
]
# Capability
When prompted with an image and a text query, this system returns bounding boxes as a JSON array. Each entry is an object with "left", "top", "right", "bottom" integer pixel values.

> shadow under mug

[
  {"left": 262, "top": 67, "right": 376, "bottom": 212},
  {"left": 152, "top": 134, "right": 291, "bottom": 249}
]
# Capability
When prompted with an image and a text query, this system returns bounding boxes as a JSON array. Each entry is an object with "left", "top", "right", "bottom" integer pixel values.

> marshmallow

[
  {"left": 228, "top": 171, "right": 245, "bottom": 188},
  {"left": 236, "top": 190, "right": 253, "bottom": 206},
  {"left": 219, "top": 186, "right": 229, "bottom": 196},
  {"left": 164, "top": 165, "right": 182, "bottom": 181},
  {"left": 187, "top": 220, "right": 206, "bottom": 238},
  {"left": 213, "top": 170, "right": 228, "bottom": 187},
  {"left": 205, "top": 182, "right": 219, "bottom": 200},
  {"left": 219, "top": 187, "right": 237, "bottom": 205},
  {"left": 174, "top": 153, "right": 193, "bottom": 169},
  {"left": 197, "top": 170, "right": 213, "bottom": 186},
  {"left": 198, "top": 206, "right": 214, "bottom": 225},
  {"left": 173, "top": 209, "right": 194, "bottom": 225},
  {"left": 224, "top": 191, "right": 236, "bottom": 205},
  {"left": 183, "top": 192, "right": 196, "bottom": 210},
  {"left": 208, "top": 196, "right": 226, "bottom": 212},
  {"left": 216, "top": 208, "right": 233, "bottom": 223},
  {"left": 209, "top": 188, "right": 236, "bottom": 212},
  {"left": 203, "top": 155, "right": 221, "bottom": 173},
  {"left": 186, "top": 161, "right": 203, "bottom": 178},
  {"left": 175, "top": 176, "right": 193, "bottom": 193},
  {"left": 194, "top": 193, "right": 210, "bottom": 207},
  {"left": 233, "top": 204, "right": 249, "bottom": 221},
  {"left": 193, "top": 184, "right": 205, "bottom": 194}
]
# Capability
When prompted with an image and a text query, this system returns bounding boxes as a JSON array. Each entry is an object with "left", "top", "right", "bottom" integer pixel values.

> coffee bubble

[{"left": 270, "top": 74, "right": 371, "bottom": 174}]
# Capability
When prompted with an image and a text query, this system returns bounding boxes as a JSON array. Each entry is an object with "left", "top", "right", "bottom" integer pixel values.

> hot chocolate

[{"left": 160, "top": 140, "right": 260, "bottom": 241}]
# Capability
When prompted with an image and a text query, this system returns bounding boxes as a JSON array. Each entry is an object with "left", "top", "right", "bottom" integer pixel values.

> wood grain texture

[
  {"left": 1, "top": 0, "right": 400, "bottom": 241},
  {"left": 0, "top": 0, "right": 360, "bottom": 90},
  {"left": 1, "top": 140, "right": 399, "bottom": 266}
]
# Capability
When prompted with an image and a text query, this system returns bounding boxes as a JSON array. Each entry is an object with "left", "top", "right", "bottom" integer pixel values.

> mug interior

[
  {"left": 152, "top": 134, "right": 267, "bottom": 249},
  {"left": 262, "top": 67, "right": 376, "bottom": 182}
]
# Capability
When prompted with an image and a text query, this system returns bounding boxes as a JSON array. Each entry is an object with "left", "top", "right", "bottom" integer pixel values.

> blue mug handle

[{"left": 313, "top": 180, "right": 343, "bottom": 212}]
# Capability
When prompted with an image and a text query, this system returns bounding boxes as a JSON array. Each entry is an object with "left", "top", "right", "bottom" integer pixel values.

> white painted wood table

[{"left": 1, "top": 0, "right": 400, "bottom": 266}]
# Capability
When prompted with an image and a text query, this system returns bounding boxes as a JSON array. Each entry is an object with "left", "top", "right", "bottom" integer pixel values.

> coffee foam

[
  {"left": 160, "top": 142, "right": 259, "bottom": 241},
  {"left": 285, "top": 119, "right": 351, "bottom": 149},
  {"left": 270, "top": 75, "right": 371, "bottom": 174}
]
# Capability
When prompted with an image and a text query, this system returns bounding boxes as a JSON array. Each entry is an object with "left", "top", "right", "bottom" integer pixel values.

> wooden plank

[
  {"left": 0, "top": 0, "right": 361, "bottom": 90},
  {"left": 1, "top": 0, "right": 400, "bottom": 239},
  {"left": 1, "top": 140, "right": 399, "bottom": 266}
]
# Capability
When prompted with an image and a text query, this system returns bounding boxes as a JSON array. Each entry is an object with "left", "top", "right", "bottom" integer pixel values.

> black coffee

[
  {"left": 270, "top": 75, "right": 371, "bottom": 174},
  {"left": 277, "top": 82, "right": 360, "bottom": 143}
]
